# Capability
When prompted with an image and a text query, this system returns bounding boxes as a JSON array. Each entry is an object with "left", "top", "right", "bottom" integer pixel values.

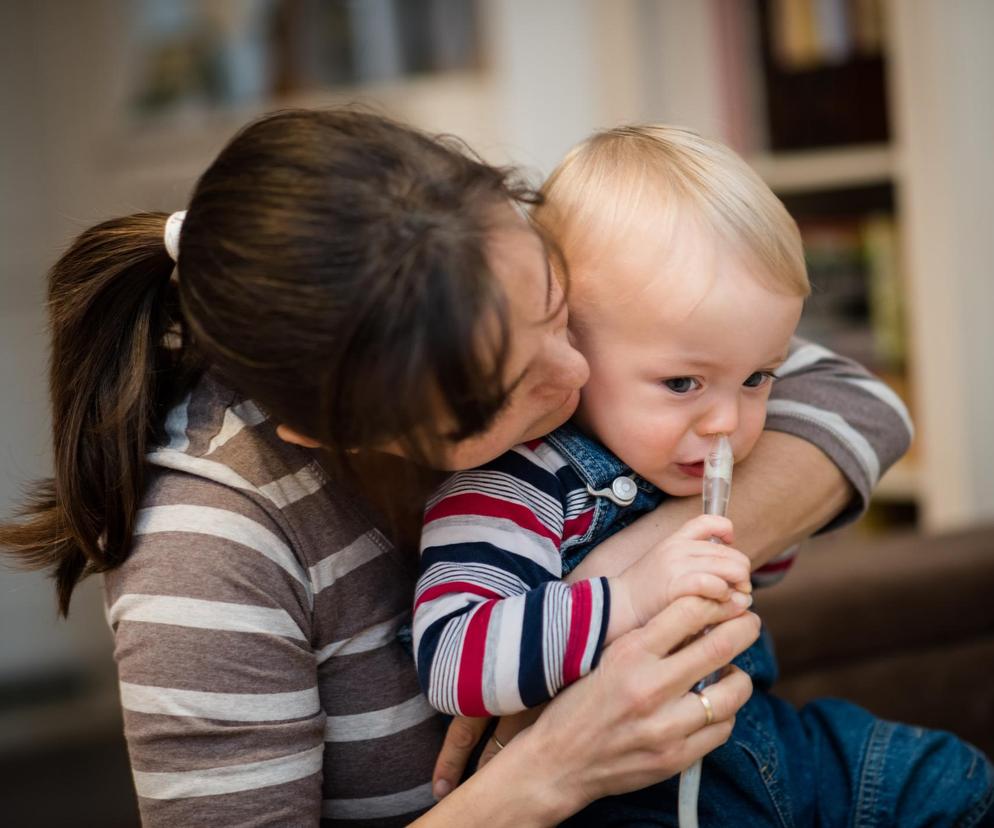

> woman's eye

[
  {"left": 743, "top": 371, "right": 777, "bottom": 388},
  {"left": 662, "top": 377, "right": 700, "bottom": 394}
]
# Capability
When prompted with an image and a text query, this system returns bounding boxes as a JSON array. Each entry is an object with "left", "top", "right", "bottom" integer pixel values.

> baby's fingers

[
  {"left": 672, "top": 515, "right": 734, "bottom": 545},
  {"left": 683, "top": 554, "right": 751, "bottom": 592},
  {"left": 672, "top": 572, "right": 745, "bottom": 603}
]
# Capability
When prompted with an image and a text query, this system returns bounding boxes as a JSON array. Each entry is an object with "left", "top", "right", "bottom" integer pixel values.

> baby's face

[{"left": 568, "top": 219, "right": 803, "bottom": 496}]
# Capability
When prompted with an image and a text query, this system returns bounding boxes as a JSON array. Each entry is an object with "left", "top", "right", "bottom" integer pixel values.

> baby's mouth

[{"left": 675, "top": 461, "right": 705, "bottom": 478}]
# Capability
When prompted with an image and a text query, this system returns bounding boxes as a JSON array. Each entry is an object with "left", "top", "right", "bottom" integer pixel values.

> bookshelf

[
  {"left": 614, "top": 0, "right": 994, "bottom": 531},
  {"left": 748, "top": 144, "right": 895, "bottom": 195},
  {"left": 745, "top": 0, "right": 994, "bottom": 531},
  {"left": 745, "top": 1, "right": 919, "bottom": 516}
]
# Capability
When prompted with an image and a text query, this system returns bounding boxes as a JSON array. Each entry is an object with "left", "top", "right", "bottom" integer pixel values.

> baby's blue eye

[
  {"left": 663, "top": 377, "right": 700, "bottom": 394},
  {"left": 743, "top": 371, "right": 777, "bottom": 388}
]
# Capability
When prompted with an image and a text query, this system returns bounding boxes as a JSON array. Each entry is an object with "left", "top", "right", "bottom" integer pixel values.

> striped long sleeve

[
  {"left": 751, "top": 336, "right": 914, "bottom": 585},
  {"left": 766, "top": 337, "right": 913, "bottom": 523},
  {"left": 414, "top": 445, "right": 611, "bottom": 717}
]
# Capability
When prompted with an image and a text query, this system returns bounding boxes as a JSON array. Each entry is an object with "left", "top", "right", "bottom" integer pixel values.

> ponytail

[{"left": 0, "top": 213, "right": 188, "bottom": 615}]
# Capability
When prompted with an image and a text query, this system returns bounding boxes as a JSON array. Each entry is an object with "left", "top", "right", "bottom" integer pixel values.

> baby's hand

[{"left": 607, "top": 516, "right": 751, "bottom": 640}]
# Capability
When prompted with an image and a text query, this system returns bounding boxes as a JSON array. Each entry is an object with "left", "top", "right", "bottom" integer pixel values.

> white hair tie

[{"left": 163, "top": 210, "right": 187, "bottom": 262}]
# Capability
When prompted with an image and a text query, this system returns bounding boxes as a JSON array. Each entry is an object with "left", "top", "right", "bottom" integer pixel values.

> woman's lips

[{"left": 676, "top": 461, "right": 705, "bottom": 478}]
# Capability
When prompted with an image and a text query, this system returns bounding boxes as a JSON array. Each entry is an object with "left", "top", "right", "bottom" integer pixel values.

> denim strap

[{"left": 546, "top": 423, "right": 666, "bottom": 573}]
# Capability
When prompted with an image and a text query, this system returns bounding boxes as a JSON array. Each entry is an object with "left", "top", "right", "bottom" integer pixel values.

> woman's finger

[
  {"left": 477, "top": 706, "right": 543, "bottom": 770},
  {"left": 637, "top": 594, "right": 756, "bottom": 657},
  {"left": 657, "top": 612, "right": 760, "bottom": 690},
  {"left": 672, "top": 665, "right": 753, "bottom": 734},
  {"left": 676, "top": 718, "right": 738, "bottom": 769},
  {"left": 431, "top": 715, "right": 490, "bottom": 800},
  {"left": 476, "top": 734, "right": 500, "bottom": 770}
]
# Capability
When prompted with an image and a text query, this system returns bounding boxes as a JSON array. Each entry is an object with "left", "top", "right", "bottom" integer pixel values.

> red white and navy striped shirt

[{"left": 414, "top": 439, "right": 613, "bottom": 716}]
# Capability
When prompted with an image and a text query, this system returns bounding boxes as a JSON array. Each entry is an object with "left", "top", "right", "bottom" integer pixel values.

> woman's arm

[
  {"left": 570, "top": 339, "right": 912, "bottom": 576},
  {"left": 412, "top": 596, "right": 760, "bottom": 827},
  {"left": 105, "top": 480, "right": 324, "bottom": 826}
]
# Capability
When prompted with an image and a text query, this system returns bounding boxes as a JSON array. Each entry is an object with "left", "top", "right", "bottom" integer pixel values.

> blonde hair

[{"left": 536, "top": 125, "right": 809, "bottom": 297}]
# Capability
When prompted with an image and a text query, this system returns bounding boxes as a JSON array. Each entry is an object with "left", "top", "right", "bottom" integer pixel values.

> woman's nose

[
  {"left": 539, "top": 335, "right": 589, "bottom": 396},
  {"left": 558, "top": 337, "right": 590, "bottom": 390}
]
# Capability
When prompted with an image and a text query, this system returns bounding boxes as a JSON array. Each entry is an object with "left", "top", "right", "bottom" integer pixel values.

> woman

[{"left": 0, "top": 109, "right": 959, "bottom": 826}]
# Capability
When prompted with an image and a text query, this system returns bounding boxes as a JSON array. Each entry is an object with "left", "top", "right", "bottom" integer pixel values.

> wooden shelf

[
  {"left": 873, "top": 458, "right": 920, "bottom": 502},
  {"left": 749, "top": 144, "right": 896, "bottom": 194}
]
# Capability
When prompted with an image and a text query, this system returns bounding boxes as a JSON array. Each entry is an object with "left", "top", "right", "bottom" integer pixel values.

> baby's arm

[{"left": 414, "top": 447, "right": 610, "bottom": 717}]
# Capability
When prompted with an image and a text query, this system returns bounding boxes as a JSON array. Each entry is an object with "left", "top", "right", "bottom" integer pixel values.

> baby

[{"left": 413, "top": 126, "right": 807, "bottom": 717}]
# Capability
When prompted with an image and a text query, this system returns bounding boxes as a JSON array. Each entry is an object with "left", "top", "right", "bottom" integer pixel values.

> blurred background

[{"left": 1, "top": 1, "right": 992, "bottom": 824}]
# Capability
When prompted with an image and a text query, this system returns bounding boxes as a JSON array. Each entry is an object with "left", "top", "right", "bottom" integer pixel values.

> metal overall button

[{"left": 586, "top": 476, "right": 638, "bottom": 507}]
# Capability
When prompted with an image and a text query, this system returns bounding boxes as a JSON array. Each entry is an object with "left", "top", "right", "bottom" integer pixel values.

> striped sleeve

[
  {"left": 413, "top": 446, "right": 611, "bottom": 717},
  {"left": 104, "top": 480, "right": 324, "bottom": 827},
  {"left": 752, "top": 544, "right": 799, "bottom": 588},
  {"left": 765, "top": 337, "right": 914, "bottom": 532}
]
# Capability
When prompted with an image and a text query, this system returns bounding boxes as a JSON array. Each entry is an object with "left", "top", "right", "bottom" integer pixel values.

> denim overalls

[{"left": 547, "top": 424, "right": 994, "bottom": 828}]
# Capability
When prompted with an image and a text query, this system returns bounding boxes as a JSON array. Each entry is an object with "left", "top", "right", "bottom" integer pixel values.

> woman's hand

[
  {"left": 431, "top": 716, "right": 490, "bottom": 800},
  {"left": 413, "top": 595, "right": 757, "bottom": 826},
  {"left": 516, "top": 594, "right": 758, "bottom": 813},
  {"left": 476, "top": 706, "right": 544, "bottom": 771}
]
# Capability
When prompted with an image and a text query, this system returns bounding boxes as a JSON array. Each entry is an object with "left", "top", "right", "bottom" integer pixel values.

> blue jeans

[{"left": 562, "top": 631, "right": 994, "bottom": 827}]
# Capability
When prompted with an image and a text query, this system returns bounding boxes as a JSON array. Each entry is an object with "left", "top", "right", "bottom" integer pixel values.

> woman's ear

[{"left": 275, "top": 424, "right": 324, "bottom": 448}]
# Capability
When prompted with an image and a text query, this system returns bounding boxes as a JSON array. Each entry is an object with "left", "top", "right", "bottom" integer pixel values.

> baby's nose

[{"left": 698, "top": 397, "right": 740, "bottom": 437}]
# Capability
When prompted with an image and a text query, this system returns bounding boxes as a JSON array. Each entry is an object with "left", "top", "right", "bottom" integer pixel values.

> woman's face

[{"left": 434, "top": 210, "right": 590, "bottom": 470}]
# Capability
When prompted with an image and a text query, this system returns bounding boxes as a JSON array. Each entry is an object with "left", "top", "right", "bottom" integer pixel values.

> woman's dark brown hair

[{"left": 0, "top": 108, "right": 546, "bottom": 615}]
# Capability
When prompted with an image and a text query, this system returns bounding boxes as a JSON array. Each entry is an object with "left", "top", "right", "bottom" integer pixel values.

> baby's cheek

[{"left": 732, "top": 403, "right": 770, "bottom": 462}]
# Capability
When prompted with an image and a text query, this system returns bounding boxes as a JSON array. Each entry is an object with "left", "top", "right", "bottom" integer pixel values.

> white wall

[
  {"left": 889, "top": 0, "right": 994, "bottom": 530},
  {"left": 0, "top": 0, "right": 128, "bottom": 695}
]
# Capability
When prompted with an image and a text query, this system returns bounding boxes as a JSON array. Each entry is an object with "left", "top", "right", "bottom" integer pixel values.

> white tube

[
  {"left": 678, "top": 757, "right": 703, "bottom": 828},
  {"left": 677, "top": 434, "right": 734, "bottom": 828}
]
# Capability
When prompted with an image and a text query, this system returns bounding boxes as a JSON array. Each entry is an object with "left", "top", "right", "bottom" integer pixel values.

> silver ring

[{"left": 695, "top": 691, "right": 715, "bottom": 726}]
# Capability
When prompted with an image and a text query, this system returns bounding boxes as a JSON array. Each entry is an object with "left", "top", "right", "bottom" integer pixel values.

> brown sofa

[{"left": 755, "top": 522, "right": 994, "bottom": 758}]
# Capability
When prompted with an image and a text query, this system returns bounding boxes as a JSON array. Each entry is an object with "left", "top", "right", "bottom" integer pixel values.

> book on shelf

[
  {"left": 708, "top": 0, "right": 890, "bottom": 153},
  {"left": 757, "top": 0, "right": 890, "bottom": 150},
  {"left": 795, "top": 212, "right": 907, "bottom": 385},
  {"left": 767, "top": 0, "right": 884, "bottom": 71}
]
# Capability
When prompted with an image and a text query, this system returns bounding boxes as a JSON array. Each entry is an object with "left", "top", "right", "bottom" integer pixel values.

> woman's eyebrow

[
  {"left": 505, "top": 364, "right": 531, "bottom": 395},
  {"left": 544, "top": 258, "right": 554, "bottom": 313}
]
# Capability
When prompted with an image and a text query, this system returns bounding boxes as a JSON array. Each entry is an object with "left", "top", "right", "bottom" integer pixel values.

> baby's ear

[{"left": 275, "top": 424, "right": 323, "bottom": 448}]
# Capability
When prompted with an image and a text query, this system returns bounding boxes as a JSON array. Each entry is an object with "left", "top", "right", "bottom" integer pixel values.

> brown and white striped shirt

[
  {"left": 106, "top": 374, "right": 447, "bottom": 827},
  {"left": 105, "top": 341, "right": 912, "bottom": 826}
]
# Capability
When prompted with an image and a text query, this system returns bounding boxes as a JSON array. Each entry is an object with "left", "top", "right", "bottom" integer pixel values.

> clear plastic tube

[{"left": 677, "top": 434, "right": 734, "bottom": 828}]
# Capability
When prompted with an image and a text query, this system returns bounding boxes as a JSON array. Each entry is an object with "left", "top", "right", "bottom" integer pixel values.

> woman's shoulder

[
  {"left": 148, "top": 372, "right": 318, "bottom": 507},
  {"left": 145, "top": 372, "right": 377, "bottom": 549},
  {"left": 110, "top": 373, "right": 399, "bottom": 625}
]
